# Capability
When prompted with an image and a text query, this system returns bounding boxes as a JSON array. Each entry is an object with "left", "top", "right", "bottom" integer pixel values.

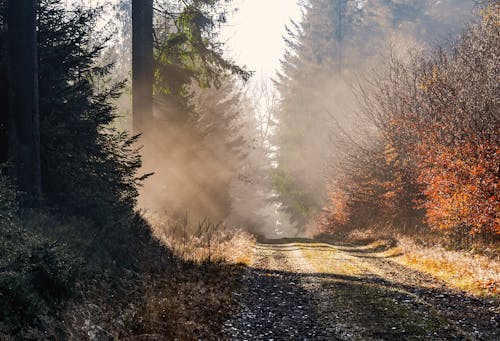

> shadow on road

[
  {"left": 255, "top": 236, "right": 398, "bottom": 255},
  {"left": 240, "top": 238, "right": 499, "bottom": 340}
]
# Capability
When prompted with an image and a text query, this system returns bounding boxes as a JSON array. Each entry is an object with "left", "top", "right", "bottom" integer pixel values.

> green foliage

[
  {"left": 0, "top": 0, "right": 146, "bottom": 224},
  {"left": 0, "top": 222, "right": 79, "bottom": 332},
  {"left": 272, "top": 170, "right": 318, "bottom": 226},
  {"left": 154, "top": 0, "right": 250, "bottom": 122},
  {"left": 38, "top": 1, "right": 145, "bottom": 223}
]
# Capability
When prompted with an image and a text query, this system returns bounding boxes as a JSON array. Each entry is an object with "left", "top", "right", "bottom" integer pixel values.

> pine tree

[
  {"left": 134, "top": 0, "right": 251, "bottom": 221},
  {"left": 1, "top": 0, "right": 145, "bottom": 224},
  {"left": 273, "top": 0, "right": 359, "bottom": 226}
]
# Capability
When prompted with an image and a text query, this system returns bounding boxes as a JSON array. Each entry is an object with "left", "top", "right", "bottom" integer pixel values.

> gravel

[
  {"left": 224, "top": 245, "right": 336, "bottom": 340},
  {"left": 224, "top": 240, "right": 499, "bottom": 341}
]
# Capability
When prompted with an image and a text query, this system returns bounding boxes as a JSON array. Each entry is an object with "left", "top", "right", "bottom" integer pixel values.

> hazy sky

[
  {"left": 220, "top": 0, "right": 302, "bottom": 82},
  {"left": 69, "top": 0, "right": 302, "bottom": 83}
]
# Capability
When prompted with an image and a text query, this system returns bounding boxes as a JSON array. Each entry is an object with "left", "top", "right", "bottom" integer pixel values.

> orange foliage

[
  {"left": 417, "top": 142, "right": 500, "bottom": 235},
  {"left": 323, "top": 3, "right": 499, "bottom": 244},
  {"left": 317, "top": 181, "right": 351, "bottom": 232}
]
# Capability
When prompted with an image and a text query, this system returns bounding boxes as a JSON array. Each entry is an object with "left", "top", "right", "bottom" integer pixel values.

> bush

[
  {"left": 0, "top": 173, "right": 18, "bottom": 223},
  {"left": 323, "top": 2, "right": 499, "bottom": 246},
  {"left": 0, "top": 223, "right": 79, "bottom": 333}
]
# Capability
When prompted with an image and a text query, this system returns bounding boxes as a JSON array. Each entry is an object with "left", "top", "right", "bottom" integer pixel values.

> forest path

[{"left": 224, "top": 238, "right": 499, "bottom": 340}]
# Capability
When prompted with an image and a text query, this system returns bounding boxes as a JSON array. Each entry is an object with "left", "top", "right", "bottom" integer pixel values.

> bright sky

[
  {"left": 220, "top": 0, "right": 302, "bottom": 82},
  {"left": 68, "top": 0, "right": 302, "bottom": 83}
]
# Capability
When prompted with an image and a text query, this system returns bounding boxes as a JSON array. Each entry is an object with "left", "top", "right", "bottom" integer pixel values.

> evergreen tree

[
  {"left": 153, "top": 0, "right": 250, "bottom": 123},
  {"left": 134, "top": 0, "right": 251, "bottom": 221},
  {"left": 273, "top": 0, "right": 357, "bottom": 227},
  {"left": 0, "top": 0, "right": 145, "bottom": 225}
]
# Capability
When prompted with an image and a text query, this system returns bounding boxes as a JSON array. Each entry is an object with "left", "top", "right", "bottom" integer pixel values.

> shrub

[
  {"left": 0, "top": 223, "right": 79, "bottom": 333},
  {"left": 0, "top": 173, "right": 18, "bottom": 223},
  {"left": 324, "top": 2, "right": 499, "bottom": 246}
]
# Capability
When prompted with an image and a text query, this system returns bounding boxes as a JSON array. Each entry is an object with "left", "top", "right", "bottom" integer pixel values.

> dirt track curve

[{"left": 224, "top": 238, "right": 499, "bottom": 341}]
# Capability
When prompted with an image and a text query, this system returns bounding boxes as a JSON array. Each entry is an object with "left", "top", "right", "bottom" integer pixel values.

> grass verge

[
  {"left": 1, "top": 210, "right": 255, "bottom": 340},
  {"left": 322, "top": 229, "right": 499, "bottom": 297}
]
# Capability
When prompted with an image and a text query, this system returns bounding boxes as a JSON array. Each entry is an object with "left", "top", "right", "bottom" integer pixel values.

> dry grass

[
  {"left": 337, "top": 229, "right": 500, "bottom": 297},
  {"left": 57, "top": 213, "right": 255, "bottom": 340},
  {"left": 0, "top": 209, "right": 254, "bottom": 339},
  {"left": 395, "top": 237, "right": 500, "bottom": 297},
  {"left": 130, "top": 263, "right": 243, "bottom": 340},
  {"left": 146, "top": 212, "right": 255, "bottom": 264},
  {"left": 100, "top": 212, "right": 256, "bottom": 340},
  {"left": 62, "top": 263, "right": 246, "bottom": 341}
]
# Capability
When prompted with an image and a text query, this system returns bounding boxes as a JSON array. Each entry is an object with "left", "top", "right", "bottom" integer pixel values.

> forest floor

[{"left": 224, "top": 238, "right": 499, "bottom": 341}]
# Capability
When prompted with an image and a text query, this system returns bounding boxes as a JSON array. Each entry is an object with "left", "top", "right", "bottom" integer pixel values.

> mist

[
  {"left": 101, "top": 0, "right": 477, "bottom": 238},
  {"left": 271, "top": 0, "right": 476, "bottom": 235},
  {"left": 2, "top": 0, "right": 497, "bottom": 338}
]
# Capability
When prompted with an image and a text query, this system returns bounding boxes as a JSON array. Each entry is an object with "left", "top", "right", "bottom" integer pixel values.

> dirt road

[{"left": 224, "top": 239, "right": 499, "bottom": 340}]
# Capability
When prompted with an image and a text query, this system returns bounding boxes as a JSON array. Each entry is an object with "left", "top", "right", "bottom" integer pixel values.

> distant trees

[
  {"left": 274, "top": 0, "right": 476, "bottom": 230},
  {"left": 321, "top": 2, "right": 499, "bottom": 245},
  {"left": 7, "top": 0, "right": 41, "bottom": 205},
  {"left": 273, "top": 0, "right": 381, "bottom": 227}
]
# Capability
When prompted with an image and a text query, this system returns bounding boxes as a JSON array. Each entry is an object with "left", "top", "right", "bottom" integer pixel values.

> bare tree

[{"left": 253, "top": 79, "right": 278, "bottom": 144}]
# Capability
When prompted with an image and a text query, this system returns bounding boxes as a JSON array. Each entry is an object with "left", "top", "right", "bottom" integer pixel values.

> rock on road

[{"left": 224, "top": 238, "right": 499, "bottom": 341}]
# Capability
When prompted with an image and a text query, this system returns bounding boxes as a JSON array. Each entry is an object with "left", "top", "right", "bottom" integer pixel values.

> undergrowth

[
  {"left": 0, "top": 202, "right": 254, "bottom": 339},
  {"left": 147, "top": 212, "right": 255, "bottom": 265}
]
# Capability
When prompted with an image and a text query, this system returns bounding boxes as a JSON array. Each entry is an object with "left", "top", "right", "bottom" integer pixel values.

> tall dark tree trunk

[
  {"left": 132, "top": 0, "right": 154, "bottom": 135},
  {"left": 8, "top": 0, "right": 41, "bottom": 205}
]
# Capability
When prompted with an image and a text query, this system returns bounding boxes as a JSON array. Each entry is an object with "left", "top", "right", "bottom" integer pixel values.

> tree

[
  {"left": 273, "top": 0, "right": 361, "bottom": 227},
  {"left": 153, "top": 0, "right": 250, "bottom": 122},
  {"left": 0, "top": 0, "right": 146, "bottom": 224},
  {"left": 7, "top": 0, "right": 41, "bottom": 205},
  {"left": 274, "top": 0, "right": 476, "bottom": 229},
  {"left": 321, "top": 2, "right": 499, "bottom": 244},
  {"left": 132, "top": 0, "right": 154, "bottom": 134},
  {"left": 134, "top": 0, "right": 250, "bottom": 221}
]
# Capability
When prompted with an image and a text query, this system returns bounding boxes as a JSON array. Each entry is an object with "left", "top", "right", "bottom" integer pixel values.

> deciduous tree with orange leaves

[{"left": 323, "top": 1, "right": 499, "bottom": 246}]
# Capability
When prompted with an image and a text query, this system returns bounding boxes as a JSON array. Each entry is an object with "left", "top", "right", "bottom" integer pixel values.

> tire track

[{"left": 226, "top": 239, "right": 498, "bottom": 340}]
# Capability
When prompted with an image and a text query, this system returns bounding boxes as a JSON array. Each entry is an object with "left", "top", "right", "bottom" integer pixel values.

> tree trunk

[
  {"left": 132, "top": 0, "right": 154, "bottom": 135},
  {"left": 8, "top": 0, "right": 41, "bottom": 205}
]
